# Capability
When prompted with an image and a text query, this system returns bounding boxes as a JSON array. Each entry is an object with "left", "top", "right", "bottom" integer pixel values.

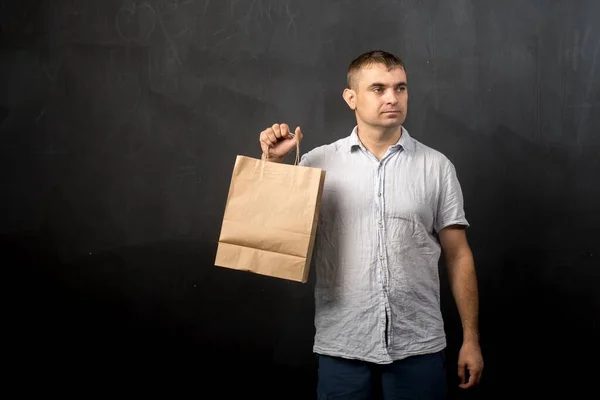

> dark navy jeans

[{"left": 316, "top": 350, "right": 447, "bottom": 400}]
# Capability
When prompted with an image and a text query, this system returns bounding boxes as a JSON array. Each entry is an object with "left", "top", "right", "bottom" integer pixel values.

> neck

[{"left": 356, "top": 122, "right": 402, "bottom": 160}]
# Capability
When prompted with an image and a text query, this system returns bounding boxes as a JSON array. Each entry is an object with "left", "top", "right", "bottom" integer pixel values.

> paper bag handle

[{"left": 261, "top": 132, "right": 300, "bottom": 166}]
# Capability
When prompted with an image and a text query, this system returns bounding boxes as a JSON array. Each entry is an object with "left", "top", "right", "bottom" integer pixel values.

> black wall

[{"left": 2, "top": 0, "right": 599, "bottom": 398}]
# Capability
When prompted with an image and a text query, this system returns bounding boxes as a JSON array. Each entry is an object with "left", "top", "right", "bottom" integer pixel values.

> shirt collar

[{"left": 348, "top": 125, "right": 415, "bottom": 153}]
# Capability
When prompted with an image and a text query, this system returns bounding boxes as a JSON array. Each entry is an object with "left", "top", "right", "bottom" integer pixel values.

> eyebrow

[{"left": 368, "top": 82, "right": 408, "bottom": 88}]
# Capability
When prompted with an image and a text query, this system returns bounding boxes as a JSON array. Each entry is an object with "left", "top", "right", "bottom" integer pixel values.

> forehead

[{"left": 355, "top": 63, "right": 407, "bottom": 86}]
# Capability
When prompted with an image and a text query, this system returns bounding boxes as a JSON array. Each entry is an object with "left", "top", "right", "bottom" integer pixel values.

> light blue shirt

[{"left": 299, "top": 126, "right": 469, "bottom": 364}]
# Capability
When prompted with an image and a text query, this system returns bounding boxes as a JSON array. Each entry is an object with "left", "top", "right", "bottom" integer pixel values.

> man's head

[{"left": 343, "top": 50, "right": 408, "bottom": 130}]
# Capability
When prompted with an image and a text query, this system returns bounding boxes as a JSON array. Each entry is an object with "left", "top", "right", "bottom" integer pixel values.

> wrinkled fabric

[{"left": 300, "top": 126, "right": 469, "bottom": 364}]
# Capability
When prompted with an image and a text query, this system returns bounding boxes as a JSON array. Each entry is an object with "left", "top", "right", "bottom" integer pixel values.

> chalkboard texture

[{"left": 1, "top": 0, "right": 599, "bottom": 398}]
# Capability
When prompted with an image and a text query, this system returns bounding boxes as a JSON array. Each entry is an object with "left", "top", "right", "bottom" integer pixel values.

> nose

[{"left": 384, "top": 88, "right": 399, "bottom": 104}]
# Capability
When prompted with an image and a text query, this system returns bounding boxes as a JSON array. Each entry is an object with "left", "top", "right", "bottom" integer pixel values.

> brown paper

[{"left": 214, "top": 151, "right": 326, "bottom": 283}]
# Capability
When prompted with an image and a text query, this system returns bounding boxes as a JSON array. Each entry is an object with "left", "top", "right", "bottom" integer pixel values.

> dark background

[{"left": 2, "top": 0, "right": 599, "bottom": 398}]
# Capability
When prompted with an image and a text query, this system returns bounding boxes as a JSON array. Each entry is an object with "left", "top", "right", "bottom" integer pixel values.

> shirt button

[
  {"left": 377, "top": 192, "right": 381, "bottom": 197},
  {"left": 378, "top": 221, "right": 383, "bottom": 227},
  {"left": 380, "top": 255, "right": 385, "bottom": 260}
]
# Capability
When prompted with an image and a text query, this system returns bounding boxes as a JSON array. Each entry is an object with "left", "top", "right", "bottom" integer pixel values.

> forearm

[{"left": 446, "top": 250, "right": 480, "bottom": 342}]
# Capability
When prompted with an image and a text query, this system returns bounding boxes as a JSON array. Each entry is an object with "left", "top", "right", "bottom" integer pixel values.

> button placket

[{"left": 376, "top": 159, "right": 390, "bottom": 352}]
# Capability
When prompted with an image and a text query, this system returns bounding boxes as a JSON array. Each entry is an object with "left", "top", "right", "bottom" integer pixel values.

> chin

[
  {"left": 359, "top": 115, "right": 405, "bottom": 129},
  {"left": 380, "top": 119, "right": 404, "bottom": 127}
]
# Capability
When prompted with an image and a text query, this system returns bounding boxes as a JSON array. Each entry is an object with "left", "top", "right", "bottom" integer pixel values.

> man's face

[{"left": 345, "top": 63, "right": 408, "bottom": 129}]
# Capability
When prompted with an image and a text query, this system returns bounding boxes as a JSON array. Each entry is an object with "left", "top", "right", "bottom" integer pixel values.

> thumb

[{"left": 295, "top": 126, "right": 303, "bottom": 143}]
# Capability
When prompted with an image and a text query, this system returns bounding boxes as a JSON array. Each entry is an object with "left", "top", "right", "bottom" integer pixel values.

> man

[{"left": 259, "top": 50, "right": 483, "bottom": 399}]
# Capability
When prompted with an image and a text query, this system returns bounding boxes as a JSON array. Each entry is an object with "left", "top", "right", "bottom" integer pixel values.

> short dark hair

[{"left": 346, "top": 50, "right": 406, "bottom": 89}]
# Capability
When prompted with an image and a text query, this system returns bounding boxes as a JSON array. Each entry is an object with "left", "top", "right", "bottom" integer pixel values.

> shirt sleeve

[
  {"left": 299, "top": 152, "right": 311, "bottom": 167},
  {"left": 434, "top": 161, "right": 470, "bottom": 233}
]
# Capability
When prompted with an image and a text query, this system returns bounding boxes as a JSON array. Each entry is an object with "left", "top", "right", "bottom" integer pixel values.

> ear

[{"left": 343, "top": 88, "right": 357, "bottom": 110}]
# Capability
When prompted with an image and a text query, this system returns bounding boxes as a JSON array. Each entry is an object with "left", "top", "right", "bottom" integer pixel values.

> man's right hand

[{"left": 259, "top": 123, "right": 303, "bottom": 162}]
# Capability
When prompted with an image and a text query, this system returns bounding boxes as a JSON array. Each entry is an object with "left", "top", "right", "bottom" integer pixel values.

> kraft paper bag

[{"left": 214, "top": 143, "right": 326, "bottom": 283}]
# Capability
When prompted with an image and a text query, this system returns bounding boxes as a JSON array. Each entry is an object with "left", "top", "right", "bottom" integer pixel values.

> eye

[{"left": 372, "top": 87, "right": 382, "bottom": 93}]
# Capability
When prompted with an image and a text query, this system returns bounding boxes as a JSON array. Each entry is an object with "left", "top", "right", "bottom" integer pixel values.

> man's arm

[
  {"left": 439, "top": 225, "right": 479, "bottom": 341},
  {"left": 438, "top": 225, "right": 484, "bottom": 389}
]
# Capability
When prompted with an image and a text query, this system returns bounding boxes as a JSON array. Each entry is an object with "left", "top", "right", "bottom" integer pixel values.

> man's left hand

[{"left": 457, "top": 340, "right": 484, "bottom": 389}]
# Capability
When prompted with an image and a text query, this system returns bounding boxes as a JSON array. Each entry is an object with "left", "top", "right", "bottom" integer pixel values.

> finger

[
  {"left": 260, "top": 129, "right": 275, "bottom": 147},
  {"left": 280, "top": 123, "right": 290, "bottom": 138},
  {"left": 272, "top": 123, "right": 282, "bottom": 139},
  {"left": 459, "top": 369, "right": 476, "bottom": 389},
  {"left": 457, "top": 363, "right": 466, "bottom": 386},
  {"left": 259, "top": 137, "right": 270, "bottom": 154},
  {"left": 266, "top": 129, "right": 278, "bottom": 144}
]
